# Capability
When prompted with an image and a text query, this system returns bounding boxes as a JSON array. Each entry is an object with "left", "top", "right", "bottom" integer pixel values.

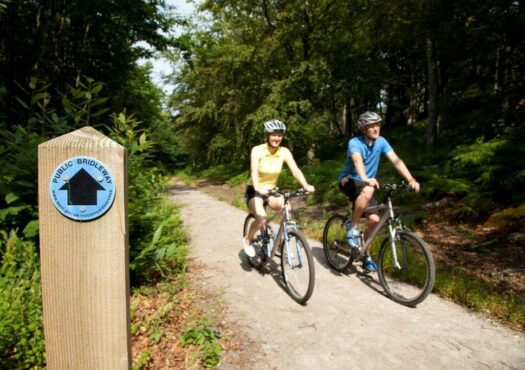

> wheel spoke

[
  {"left": 323, "top": 215, "right": 353, "bottom": 272},
  {"left": 378, "top": 231, "right": 435, "bottom": 306},
  {"left": 281, "top": 231, "right": 314, "bottom": 304}
]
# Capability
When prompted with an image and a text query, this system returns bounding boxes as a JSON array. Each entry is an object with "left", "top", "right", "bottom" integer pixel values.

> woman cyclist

[{"left": 242, "top": 119, "right": 315, "bottom": 257}]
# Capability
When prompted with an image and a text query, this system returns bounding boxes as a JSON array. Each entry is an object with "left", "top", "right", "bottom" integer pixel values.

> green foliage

[
  {"left": 132, "top": 349, "right": 153, "bottom": 370},
  {"left": 128, "top": 200, "right": 187, "bottom": 283},
  {"left": 1, "top": 0, "right": 177, "bottom": 127},
  {"left": 15, "top": 76, "right": 109, "bottom": 135},
  {"left": 180, "top": 324, "right": 221, "bottom": 368},
  {"left": 447, "top": 131, "right": 525, "bottom": 205},
  {"left": 0, "top": 78, "right": 116, "bottom": 366},
  {"left": 449, "top": 138, "right": 505, "bottom": 189},
  {"left": 0, "top": 230, "right": 45, "bottom": 368},
  {"left": 0, "top": 79, "right": 187, "bottom": 365},
  {"left": 168, "top": 0, "right": 524, "bottom": 213},
  {"left": 434, "top": 266, "right": 525, "bottom": 331},
  {"left": 0, "top": 1, "right": 186, "bottom": 364},
  {"left": 485, "top": 204, "right": 525, "bottom": 231},
  {"left": 230, "top": 193, "right": 248, "bottom": 211},
  {"left": 276, "top": 159, "right": 348, "bottom": 206},
  {"left": 107, "top": 113, "right": 187, "bottom": 284},
  {"left": 0, "top": 126, "right": 42, "bottom": 234},
  {"left": 0, "top": 77, "right": 114, "bottom": 235},
  {"left": 0, "top": 0, "right": 10, "bottom": 14},
  {"left": 114, "top": 63, "right": 186, "bottom": 167},
  {"left": 183, "top": 163, "right": 249, "bottom": 185}
]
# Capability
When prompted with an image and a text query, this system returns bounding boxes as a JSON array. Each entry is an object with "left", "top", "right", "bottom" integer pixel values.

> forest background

[{"left": 0, "top": 0, "right": 524, "bottom": 367}]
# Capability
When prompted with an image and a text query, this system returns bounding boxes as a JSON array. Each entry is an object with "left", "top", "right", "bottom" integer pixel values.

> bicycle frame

[
  {"left": 263, "top": 197, "right": 300, "bottom": 267},
  {"left": 360, "top": 196, "right": 402, "bottom": 269}
]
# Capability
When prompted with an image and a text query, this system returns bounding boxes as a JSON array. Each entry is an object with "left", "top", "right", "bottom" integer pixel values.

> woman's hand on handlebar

[{"left": 304, "top": 184, "right": 315, "bottom": 193}]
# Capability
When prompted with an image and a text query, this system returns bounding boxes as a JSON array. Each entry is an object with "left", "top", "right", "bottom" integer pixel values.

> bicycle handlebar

[
  {"left": 380, "top": 182, "right": 415, "bottom": 192},
  {"left": 268, "top": 188, "right": 310, "bottom": 198}
]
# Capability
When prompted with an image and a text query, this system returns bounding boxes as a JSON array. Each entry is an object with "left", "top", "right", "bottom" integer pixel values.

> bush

[
  {"left": 0, "top": 230, "right": 45, "bottom": 368},
  {"left": 485, "top": 204, "right": 525, "bottom": 231},
  {"left": 108, "top": 113, "right": 187, "bottom": 285},
  {"left": 0, "top": 81, "right": 188, "bottom": 366}
]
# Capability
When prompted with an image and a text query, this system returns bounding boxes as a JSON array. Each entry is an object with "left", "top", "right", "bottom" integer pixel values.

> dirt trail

[{"left": 171, "top": 183, "right": 525, "bottom": 369}]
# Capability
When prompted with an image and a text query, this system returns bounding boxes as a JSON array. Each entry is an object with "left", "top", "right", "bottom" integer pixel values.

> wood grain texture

[{"left": 38, "top": 127, "right": 130, "bottom": 369}]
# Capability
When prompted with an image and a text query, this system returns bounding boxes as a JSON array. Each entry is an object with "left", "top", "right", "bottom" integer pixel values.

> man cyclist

[
  {"left": 242, "top": 119, "right": 315, "bottom": 257},
  {"left": 338, "top": 111, "right": 420, "bottom": 271}
]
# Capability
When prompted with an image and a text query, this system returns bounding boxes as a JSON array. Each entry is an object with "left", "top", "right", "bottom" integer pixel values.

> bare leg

[
  {"left": 351, "top": 186, "right": 375, "bottom": 228},
  {"left": 245, "top": 197, "right": 266, "bottom": 244},
  {"left": 357, "top": 213, "right": 380, "bottom": 262},
  {"left": 267, "top": 195, "right": 285, "bottom": 212},
  {"left": 364, "top": 213, "right": 380, "bottom": 240}
]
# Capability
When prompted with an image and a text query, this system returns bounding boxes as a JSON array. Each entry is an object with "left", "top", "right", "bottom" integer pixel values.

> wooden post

[{"left": 38, "top": 126, "right": 130, "bottom": 369}]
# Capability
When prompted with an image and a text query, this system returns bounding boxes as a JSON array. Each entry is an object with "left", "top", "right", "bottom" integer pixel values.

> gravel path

[{"left": 171, "top": 183, "right": 525, "bottom": 370}]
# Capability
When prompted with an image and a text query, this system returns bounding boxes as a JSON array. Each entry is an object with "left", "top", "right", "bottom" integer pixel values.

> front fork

[
  {"left": 388, "top": 223, "right": 402, "bottom": 270},
  {"left": 283, "top": 221, "right": 301, "bottom": 267}
]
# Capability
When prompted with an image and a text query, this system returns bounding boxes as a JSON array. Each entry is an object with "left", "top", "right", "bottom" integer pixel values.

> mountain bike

[
  {"left": 243, "top": 189, "right": 315, "bottom": 305},
  {"left": 323, "top": 182, "right": 435, "bottom": 307}
]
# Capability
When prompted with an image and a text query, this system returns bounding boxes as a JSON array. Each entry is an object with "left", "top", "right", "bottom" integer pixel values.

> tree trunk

[
  {"left": 425, "top": 31, "right": 438, "bottom": 150},
  {"left": 343, "top": 96, "right": 352, "bottom": 137}
]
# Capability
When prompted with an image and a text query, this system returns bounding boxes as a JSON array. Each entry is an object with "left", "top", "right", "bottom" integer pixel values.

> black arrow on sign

[{"left": 59, "top": 168, "right": 105, "bottom": 205}]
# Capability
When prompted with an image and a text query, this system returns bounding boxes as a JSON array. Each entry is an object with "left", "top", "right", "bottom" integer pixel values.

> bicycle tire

[
  {"left": 243, "top": 214, "right": 264, "bottom": 269},
  {"left": 377, "top": 230, "right": 435, "bottom": 307},
  {"left": 322, "top": 214, "right": 355, "bottom": 272},
  {"left": 281, "top": 230, "right": 315, "bottom": 305}
]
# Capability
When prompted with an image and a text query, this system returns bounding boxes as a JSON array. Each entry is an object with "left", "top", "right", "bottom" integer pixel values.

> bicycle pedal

[{"left": 259, "top": 262, "right": 270, "bottom": 272}]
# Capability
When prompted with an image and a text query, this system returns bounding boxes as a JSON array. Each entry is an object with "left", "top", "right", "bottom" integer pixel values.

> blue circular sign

[{"left": 49, "top": 156, "right": 116, "bottom": 221}]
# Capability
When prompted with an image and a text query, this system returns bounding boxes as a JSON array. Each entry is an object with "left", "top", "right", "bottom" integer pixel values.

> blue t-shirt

[{"left": 338, "top": 136, "right": 393, "bottom": 181}]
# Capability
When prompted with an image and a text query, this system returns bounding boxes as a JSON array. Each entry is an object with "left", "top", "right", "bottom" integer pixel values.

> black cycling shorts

[
  {"left": 338, "top": 178, "right": 378, "bottom": 213},
  {"left": 245, "top": 185, "right": 269, "bottom": 207}
]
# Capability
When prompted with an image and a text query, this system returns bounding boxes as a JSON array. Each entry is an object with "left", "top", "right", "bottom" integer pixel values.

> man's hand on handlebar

[
  {"left": 366, "top": 178, "right": 380, "bottom": 189},
  {"left": 408, "top": 180, "right": 420, "bottom": 193}
]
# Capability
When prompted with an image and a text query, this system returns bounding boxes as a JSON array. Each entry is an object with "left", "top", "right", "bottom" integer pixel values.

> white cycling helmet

[
  {"left": 357, "top": 111, "right": 382, "bottom": 129},
  {"left": 264, "top": 119, "right": 286, "bottom": 133}
]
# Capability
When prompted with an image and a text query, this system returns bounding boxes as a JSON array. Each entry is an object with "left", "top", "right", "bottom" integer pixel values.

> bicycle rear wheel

[
  {"left": 322, "top": 214, "right": 354, "bottom": 272},
  {"left": 243, "top": 214, "right": 265, "bottom": 269},
  {"left": 281, "top": 230, "right": 315, "bottom": 305},
  {"left": 377, "top": 230, "right": 435, "bottom": 307}
]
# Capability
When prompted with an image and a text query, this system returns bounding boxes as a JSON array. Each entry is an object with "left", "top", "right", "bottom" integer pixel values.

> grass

[
  {"left": 180, "top": 320, "right": 221, "bottom": 368},
  {"left": 231, "top": 193, "right": 248, "bottom": 211},
  {"left": 174, "top": 170, "right": 194, "bottom": 186},
  {"left": 433, "top": 267, "right": 525, "bottom": 330},
  {"left": 131, "top": 276, "right": 225, "bottom": 369}
]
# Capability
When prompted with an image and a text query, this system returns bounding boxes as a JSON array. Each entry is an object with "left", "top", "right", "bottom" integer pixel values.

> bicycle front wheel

[
  {"left": 281, "top": 231, "right": 315, "bottom": 305},
  {"left": 323, "top": 214, "right": 354, "bottom": 272},
  {"left": 378, "top": 230, "right": 435, "bottom": 307}
]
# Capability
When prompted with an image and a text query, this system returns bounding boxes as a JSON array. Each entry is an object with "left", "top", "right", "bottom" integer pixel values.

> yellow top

[{"left": 250, "top": 144, "right": 293, "bottom": 190}]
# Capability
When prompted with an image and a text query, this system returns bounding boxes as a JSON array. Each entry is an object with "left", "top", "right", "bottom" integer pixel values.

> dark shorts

[
  {"left": 245, "top": 185, "right": 269, "bottom": 207},
  {"left": 338, "top": 179, "right": 378, "bottom": 214}
]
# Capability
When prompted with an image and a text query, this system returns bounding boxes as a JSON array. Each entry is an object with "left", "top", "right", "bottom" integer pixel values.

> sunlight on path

[{"left": 171, "top": 182, "right": 525, "bottom": 369}]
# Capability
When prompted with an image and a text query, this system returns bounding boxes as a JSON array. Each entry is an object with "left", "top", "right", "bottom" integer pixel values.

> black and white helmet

[
  {"left": 264, "top": 119, "right": 286, "bottom": 133},
  {"left": 357, "top": 111, "right": 382, "bottom": 129}
]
